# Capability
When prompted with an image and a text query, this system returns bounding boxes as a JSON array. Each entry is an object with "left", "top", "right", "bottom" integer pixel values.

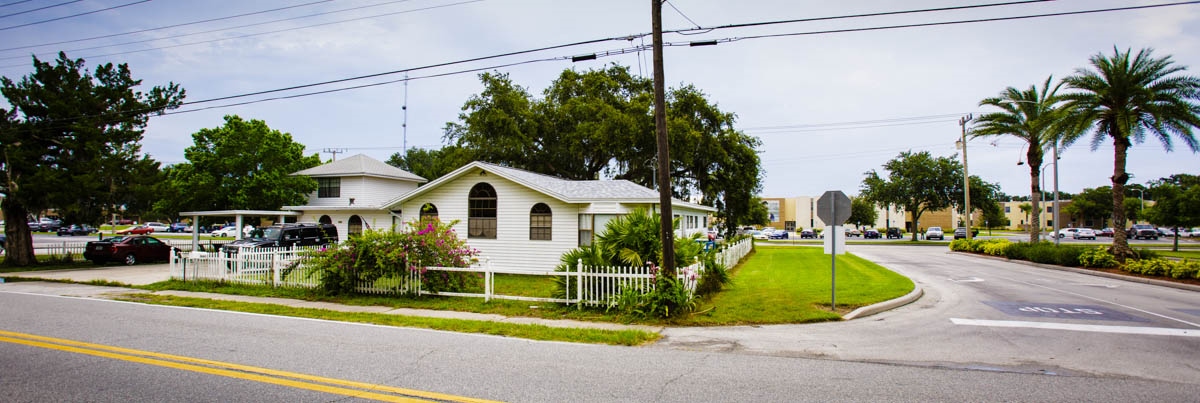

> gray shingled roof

[
  {"left": 293, "top": 154, "right": 426, "bottom": 182},
  {"left": 477, "top": 162, "right": 660, "bottom": 200},
  {"left": 388, "top": 161, "right": 713, "bottom": 211}
]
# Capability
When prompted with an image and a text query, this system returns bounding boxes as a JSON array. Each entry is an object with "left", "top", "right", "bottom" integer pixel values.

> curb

[
  {"left": 948, "top": 251, "right": 1200, "bottom": 293},
  {"left": 843, "top": 285, "right": 924, "bottom": 320}
]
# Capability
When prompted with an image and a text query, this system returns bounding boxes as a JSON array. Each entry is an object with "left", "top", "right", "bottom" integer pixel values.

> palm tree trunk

[
  {"left": 1110, "top": 133, "right": 1133, "bottom": 261},
  {"left": 1027, "top": 147, "right": 1043, "bottom": 244}
]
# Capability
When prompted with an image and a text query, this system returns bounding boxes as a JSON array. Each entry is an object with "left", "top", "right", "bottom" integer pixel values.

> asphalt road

[{"left": 660, "top": 245, "right": 1200, "bottom": 384}]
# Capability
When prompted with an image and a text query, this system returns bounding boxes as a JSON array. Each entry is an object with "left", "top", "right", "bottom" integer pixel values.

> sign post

[{"left": 816, "top": 190, "right": 851, "bottom": 311}]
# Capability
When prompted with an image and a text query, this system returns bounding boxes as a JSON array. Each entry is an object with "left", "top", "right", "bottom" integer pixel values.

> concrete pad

[
  {"left": 0, "top": 281, "right": 150, "bottom": 298},
  {"left": 2, "top": 263, "right": 171, "bottom": 286}
]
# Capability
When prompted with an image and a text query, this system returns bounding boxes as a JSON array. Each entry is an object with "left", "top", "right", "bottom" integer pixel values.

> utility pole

[
  {"left": 322, "top": 148, "right": 347, "bottom": 161},
  {"left": 958, "top": 114, "right": 973, "bottom": 240},
  {"left": 402, "top": 73, "right": 409, "bottom": 156},
  {"left": 651, "top": 0, "right": 675, "bottom": 277}
]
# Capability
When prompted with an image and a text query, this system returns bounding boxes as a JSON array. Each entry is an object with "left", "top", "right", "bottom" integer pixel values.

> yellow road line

[{"left": 0, "top": 330, "right": 500, "bottom": 403}]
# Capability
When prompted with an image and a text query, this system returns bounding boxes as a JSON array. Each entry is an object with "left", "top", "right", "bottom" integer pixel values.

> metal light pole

[
  {"left": 957, "top": 114, "right": 973, "bottom": 239},
  {"left": 1051, "top": 138, "right": 1061, "bottom": 246},
  {"left": 1132, "top": 188, "right": 1145, "bottom": 224}
]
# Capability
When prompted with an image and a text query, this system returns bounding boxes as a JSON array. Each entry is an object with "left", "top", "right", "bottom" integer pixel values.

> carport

[{"left": 178, "top": 210, "right": 301, "bottom": 251}]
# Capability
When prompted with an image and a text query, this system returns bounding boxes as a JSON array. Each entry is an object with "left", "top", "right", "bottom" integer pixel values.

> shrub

[
  {"left": 1003, "top": 241, "right": 1086, "bottom": 267},
  {"left": 1168, "top": 260, "right": 1199, "bottom": 279},
  {"left": 981, "top": 239, "right": 1012, "bottom": 256},
  {"left": 1120, "top": 258, "right": 1169, "bottom": 277},
  {"left": 1078, "top": 247, "right": 1118, "bottom": 268},
  {"left": 306, "top": 219, "right": 480, "bottom": 295},
  {"left": 693, "top": 250, "right": 730, "bottom": 297}
]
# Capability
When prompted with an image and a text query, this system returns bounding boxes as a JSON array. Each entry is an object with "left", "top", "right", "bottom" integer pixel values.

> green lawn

[
  {"left": 1155, "top": 250, "right": 1200, "bottom": 259},
  {"left": 681, "top": 246, "right": 914, "bottom": 325}
]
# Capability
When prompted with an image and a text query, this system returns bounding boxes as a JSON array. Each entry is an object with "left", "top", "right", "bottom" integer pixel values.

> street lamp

[
  {"left": 1132, "top": 188, "right": 1145, "bottom": 224},
  {"left": 957, "top": 114, "right": 973, "bottom": 239}
]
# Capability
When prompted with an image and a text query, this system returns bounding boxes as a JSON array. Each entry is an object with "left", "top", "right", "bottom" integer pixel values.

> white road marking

[
  {"left": 987, "top": 273, "right": 1200, "bottom": 328},
  {"left": 951, "top": 318, "right": 1200, "bottom": 337},
  {"left": 949, "top": 277, "right": 984, "bottom": 283}
]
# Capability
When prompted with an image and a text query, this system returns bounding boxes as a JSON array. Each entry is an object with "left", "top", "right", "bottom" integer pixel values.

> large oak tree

[{"left": 1, "top": 53, "right": 183, "bottom": 266}]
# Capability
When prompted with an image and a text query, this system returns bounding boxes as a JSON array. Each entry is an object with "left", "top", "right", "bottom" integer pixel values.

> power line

[
  {"left": 0, "top": 0, "right": 335, "bottom": 53},
  {"left": 727, "top": 1, "right": 1200, "bottom": 43},
  {"left": 0, "top": 0, "right": 152, "bottom": 31},
  {"left": 0, "top": 0, "right": 36, "bottom": 9},
  {"left": 0, "top": 0, "right": 83, "bottom": 19},
  {"left": 0, "top": 0, "right": 481, "bottom": 64},
  {"left": 10, "top": 1, "right": 1199, "bottom": 128}
]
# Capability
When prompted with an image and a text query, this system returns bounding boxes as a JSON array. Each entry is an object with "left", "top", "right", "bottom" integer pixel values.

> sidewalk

[{"left": 0, "top": 265, "right": 661, "bottom": 333}]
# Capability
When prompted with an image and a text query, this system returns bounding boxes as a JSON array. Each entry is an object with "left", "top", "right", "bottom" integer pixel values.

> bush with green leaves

[
  {"left": 554, "top": 208, "right": 716, "bottom": 317},
  {"left": 1002, "top": 241, "right": 1087, "bottom": 267},
  {"left": 1078, "top": 247, "right": 1118, "bottom": 268},
  {"left": 949, "top": 238, "right": 1011, "bottom": 256},
  {"left": 306, "top": 219, "right": 480, "bottom": 295},
  {"left": 1120, "top": 258, "right": 1172, "bottom": 277}
]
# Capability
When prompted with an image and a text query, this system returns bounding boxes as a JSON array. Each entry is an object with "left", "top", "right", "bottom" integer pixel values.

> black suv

[
  {"left": 886, "top": 227, "right": 903, "bottom": 239},
  {"left": 221, "top": 223, "right": 338, "bottom": 255}
]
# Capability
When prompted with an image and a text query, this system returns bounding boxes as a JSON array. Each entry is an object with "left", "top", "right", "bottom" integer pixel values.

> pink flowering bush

[{"left": 307, "top": 219, "right": 480, "bottom": 295}]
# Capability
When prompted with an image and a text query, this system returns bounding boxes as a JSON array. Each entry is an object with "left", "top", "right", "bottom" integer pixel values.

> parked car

[
  {"left": 863, "top": 229, "right": 881, "bottom": 239},
  {"left": 1157, "top": 227, "right": 1178, "bottom": 237},
  {"left": 1188, "top": 228, "right": 1200, "bottom": 238},
  {"left": 886, "top": 227, "right": 903, "bottom": 239},
  {"left": 117, "top": 225, "right": 154, "bottom": 235},
  {"left": 1073, "top": 228, "right": 1097, "bottom": 240},
  {"left": 145, "top": 222, "right": 170, "bottom": 233},
  {"left": 1128, "top": 224, "right": 1158, "bottom": 240},
  {"left": 167, "top": 222, "right": 189, "bottom": 233},
  {"left": 56, "top": 224, "right": 97, "bottom": 236},
  {"left": 800, "top": 229, "right": 816, "bottom": 239},
  {"left": 1097, "top": 228, "right": 1115, "bottom": 237},
  {"left": 847, "top": 228, "right": 862, "bottom": 237},
  {"left": 83, "top": 235, "right": 177, "bottom": 265},
  {"left": 952, "top": 227, "right": 980, "bottom": 239},
  {"left": 768, "top": 230, "right": 789, "bottom": 239},
  {"left": 925, "top": 226, "right": 944, "bottom": 240},
  {"left": 210, "top": 225, "right": 239, "bottom": 237},
  {"left": 1053, "top": 228, "right": 1080, "bottom": 239}
]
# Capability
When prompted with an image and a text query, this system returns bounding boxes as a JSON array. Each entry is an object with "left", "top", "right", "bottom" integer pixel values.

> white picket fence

[{"left": 169, "top": 238, "right": 754, "bottom": 307}]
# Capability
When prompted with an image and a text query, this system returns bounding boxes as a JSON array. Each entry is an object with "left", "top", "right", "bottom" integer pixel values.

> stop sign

[{"left": 817, "top": 190, "right": 852, "bottom": 225}]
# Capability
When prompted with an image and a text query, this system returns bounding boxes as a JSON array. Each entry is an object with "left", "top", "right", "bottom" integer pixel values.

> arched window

[
  {"left": 529, "top": 203, "right": 552, "bottom": 241},
  {"left": 468, "top": 183, "right": 497, "bottom": 239},
  {"left": 348, "top": 215, "right": 363, "bottom": 236},
  {"left": 420, "top": 203, "right": 439, "bottom": 221},
  {"left": 319, "top": 215, "right": 332, "bottom": 225}
]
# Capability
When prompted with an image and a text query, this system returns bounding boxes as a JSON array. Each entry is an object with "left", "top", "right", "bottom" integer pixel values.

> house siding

[
  {"left": 397, "top": 171, "right": 581, "bottom": 272},
  {"left": 304, "top": 177, "right": 418, "bottom": 208}
]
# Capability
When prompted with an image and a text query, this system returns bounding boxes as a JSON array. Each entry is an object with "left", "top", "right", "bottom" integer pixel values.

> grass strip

[
  {"left": 681, "top": 245, "right": 914, "bottom": 326},
  {"left": 117, "top": 294, "right": 660, "bottom": 346}
]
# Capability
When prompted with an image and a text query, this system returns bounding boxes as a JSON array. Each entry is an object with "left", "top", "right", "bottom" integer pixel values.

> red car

[
  {"left": 117, "top": 225, "right": 154, "bottom": 235},
  {"left": 83, "top": 236, "right": 176, "bottom": 265}
]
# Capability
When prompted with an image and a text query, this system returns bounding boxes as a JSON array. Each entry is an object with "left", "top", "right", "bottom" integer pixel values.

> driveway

[
  {"left": 656, "top": 245, "right": 1200, "bottom": 384},
  {"left": 3, "top": 263, "right": 171, "bottom": 286}
]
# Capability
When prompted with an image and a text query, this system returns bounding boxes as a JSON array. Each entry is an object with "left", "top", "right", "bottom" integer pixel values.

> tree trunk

[
  {"left": 1110, "top": 133, "right": 1133, "bottom": 261},
  {"left": 1027, "top": 146, "right": 1043, "bottom": 244},
  {"left": 910, "top": 208, "right": 921, "bottom": 242},
  {"left": 2, "top": 198, "right": 36, "bottom": 267}
]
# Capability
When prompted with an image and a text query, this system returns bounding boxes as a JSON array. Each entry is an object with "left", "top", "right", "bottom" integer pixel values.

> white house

[
  {"left": 384, "top": 161, "right": 716, "bottom": 272},
  {"left": 286, "top": 156, "right": 716, "bottom": 273},
  {"left": 284, "top": 154, "right": 426, "bottom": 238}
]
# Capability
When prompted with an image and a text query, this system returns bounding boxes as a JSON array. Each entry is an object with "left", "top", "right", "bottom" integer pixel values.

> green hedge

[{"left": 950, "top": 239, "right": 1196, "bottom": 280}]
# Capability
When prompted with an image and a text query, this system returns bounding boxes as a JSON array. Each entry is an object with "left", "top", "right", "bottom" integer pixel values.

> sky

[{"left": 1, "top": 0, "right": 1198, "bottom": 199}]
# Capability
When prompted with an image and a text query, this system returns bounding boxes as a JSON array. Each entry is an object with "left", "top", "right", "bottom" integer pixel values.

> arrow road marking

[{"left": 951, "top": 318, "right": 1200, "bottom": 337}]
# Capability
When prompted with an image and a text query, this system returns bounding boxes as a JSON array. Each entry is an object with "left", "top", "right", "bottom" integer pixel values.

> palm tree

[
  {"left": 1060, "top": 47, "right": 1200, "bottom": 261},
  {"left": 971, "top": 76, "right": 1064, "bottom": 243}
]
